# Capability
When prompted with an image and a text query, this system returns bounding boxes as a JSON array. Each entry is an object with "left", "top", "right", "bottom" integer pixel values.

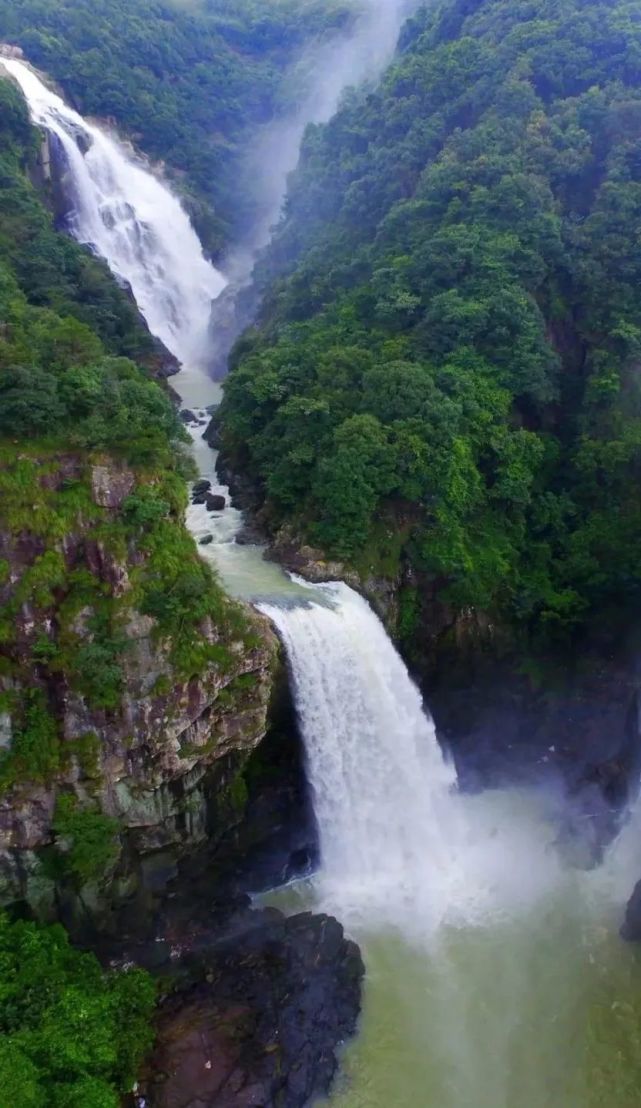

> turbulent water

[
  {"left": 260, "top": 583, "right": 567, "bottom": 940},
  {"left": 8, "top": 50, "right": 641, "bottom": 1108}
]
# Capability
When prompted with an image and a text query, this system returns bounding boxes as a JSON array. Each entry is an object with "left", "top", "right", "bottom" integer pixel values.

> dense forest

[
  {"left": 219, "top": 0, "right": 641, "bottom": 651},
  {"left": 0, "top": 0, "right": 352, "bottom": 251}
]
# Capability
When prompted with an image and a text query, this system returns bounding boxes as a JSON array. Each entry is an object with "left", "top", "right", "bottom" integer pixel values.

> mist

[{"left": 221, "top": 0, "right": 419, "bottom": 281}]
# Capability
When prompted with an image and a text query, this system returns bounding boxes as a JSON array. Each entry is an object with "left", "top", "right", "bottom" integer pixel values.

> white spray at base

[{"left": 260, "top": 582, "right": 573, "bottom": 943}]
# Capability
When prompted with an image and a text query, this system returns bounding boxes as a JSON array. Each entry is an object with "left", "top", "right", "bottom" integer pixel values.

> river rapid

[{"left": 7, "top": 54, "right": 641, "bottom": 1108}]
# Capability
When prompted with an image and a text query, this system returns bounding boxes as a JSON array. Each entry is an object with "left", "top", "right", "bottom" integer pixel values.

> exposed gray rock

[{"left": 91, "top": 463, "right": 135, "bottom": 508}]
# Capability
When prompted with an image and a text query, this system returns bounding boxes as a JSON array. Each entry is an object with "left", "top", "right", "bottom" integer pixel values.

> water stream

[{"left": 7, "top": 54, "right": 641, "bottom": 1108}]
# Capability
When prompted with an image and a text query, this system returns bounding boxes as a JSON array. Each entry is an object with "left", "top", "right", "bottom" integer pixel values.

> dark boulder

[
  {"left": 199, "top": 535, "right": 214, "bottom": 546},
  {"left": 622, "top": 879, "right": 641, "bottom": 941},
  {"left": 193, "top": 479, "right": 212, "bottom": 496},
  {"left": 206, "top": 493, "right": 226, "bottom": 512},
  {"left": 180, "top": 409, "right": 197, "bottom": 424},
  {"left": 140, "top": 908, "right": 364, "bottom": 1108},
  {"left": 235, "top": 521, "right": 265, "bottom": 547},
  {"left": 203, "top": 414, "right": 220, "bottom": 448}
]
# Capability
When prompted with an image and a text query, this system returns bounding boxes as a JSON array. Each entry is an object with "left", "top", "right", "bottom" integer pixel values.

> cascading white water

[
  {"left": 261, "top": 582, "right": 568, "bottom": 943},
  {"left": 2, "top": 58, "right": 225, "bottom": 368}
]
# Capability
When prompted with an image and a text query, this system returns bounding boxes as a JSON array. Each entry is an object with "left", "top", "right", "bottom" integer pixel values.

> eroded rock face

[
  {"left": 0, "top": 454, "right": 279, "bottom": 931},
  {"left": 90, "top": 462, "right": 136, "bottom": 508},
  {"left": 140, "top": 908, "right": 364, "bottom": 1108}
]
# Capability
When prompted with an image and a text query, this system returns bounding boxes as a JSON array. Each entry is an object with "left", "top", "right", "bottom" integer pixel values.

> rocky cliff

[{"left": 0, "top": 447, "right": 279, "bottom": 934}]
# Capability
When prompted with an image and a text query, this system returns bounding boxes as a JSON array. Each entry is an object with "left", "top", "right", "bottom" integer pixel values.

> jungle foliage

[
  {"left": 0, "top": 913, "right": 155, "bottom": 1107},
  {"left": 220, "top": 0, "right": 641, "bottom": 642}
]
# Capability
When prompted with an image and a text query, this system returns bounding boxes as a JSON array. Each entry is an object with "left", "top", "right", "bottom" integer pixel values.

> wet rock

[
  {"left": 199, "top": 535, "right": 214, "bottom": 546},
  {"left": 193, "top": 480, "right": 212, "bottom": 496},
  {"left": 206, "top": 494, "right": 226, "bottom": 512},
  {"left": 141, "top": 908, "right": 364, "bottom": 1108},
  {"left": 235, "top": 522, "right": 264, "bottom": 547},
  {"left": 180, "top": 409, "right": 197, "bottom": 424},
  {"left": 621, "top": 878, "right": 641, "bottom": 941},
  {"left": 203, "top": 415, "right": 220, "bottom": 448}
]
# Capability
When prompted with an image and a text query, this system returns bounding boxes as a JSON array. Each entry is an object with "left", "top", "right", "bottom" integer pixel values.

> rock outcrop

[
  {"left": 136, "top": 905, "right": 364, "bottom": 1108},
  {"left": 0, "top": 450, "right": 279, "bottom": 933}
]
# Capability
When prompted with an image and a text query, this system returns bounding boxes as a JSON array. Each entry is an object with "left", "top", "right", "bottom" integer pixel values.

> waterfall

[
  {"left": 261, "top": 582, "right": 566, "bottom": 943},
  {"left": 2, "top": 58, "right": 225, "bottom": 368}
]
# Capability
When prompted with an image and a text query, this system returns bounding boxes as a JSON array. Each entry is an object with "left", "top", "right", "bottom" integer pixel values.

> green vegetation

[
  {"left": 0, "top": 76, "right": 252, "bottom": 801},
  {"left": 51, "top": 794, "right": 120, "bottom": 886},
  {"left": 221, "top": 0, "right": 641, "bottom": 645},
  {"left": 0, "top": 913, "right": 155, "bottom": 1106},
  {"left": 0, "top": 0, "right": 353, "bottom": 251}
]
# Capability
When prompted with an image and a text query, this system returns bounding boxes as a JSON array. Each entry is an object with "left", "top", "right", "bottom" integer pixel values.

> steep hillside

[
  {"left": 0, "top": 0, "right": 352, "bottom": 252},
  {"left": 0, "top": 75, "right": 277, "bottom": 929},
  {"left": 220, "top": 0, "right": 641, "bottom": 664}
]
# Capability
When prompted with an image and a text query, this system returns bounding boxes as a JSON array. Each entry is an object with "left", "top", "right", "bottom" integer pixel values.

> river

[{"left": 6, "top": 54, "right": 641, "bottom": 1108}]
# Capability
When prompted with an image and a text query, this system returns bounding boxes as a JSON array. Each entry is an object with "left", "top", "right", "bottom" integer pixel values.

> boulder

[
  {"left": 199, "top": 535, "right": 214, "bottom": 546},
  {"left": 206, "top": 493, "right": 226, "bottom": 512},
  {"left": 180, "top": 409, "right": 197, "bottom": 424},
  {"left": 140, "top": 907, "right": 364, "bottom": 1108},
  {"left": 622, "top": 878, "right": 641, "bottom": 941},
  {"left": 193, "top": 479, "right": 212, "bottom": 496}
]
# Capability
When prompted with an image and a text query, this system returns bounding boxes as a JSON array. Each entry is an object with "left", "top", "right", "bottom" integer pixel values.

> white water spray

[
  {"left": 261, "top": 582, "right": 567, "bottom": 942},
  {"left": 2, "top": 58, "right": 225, "bottom": 368},
  {"left": 232, "top": 0, "right": 420, "bottom": 272}
]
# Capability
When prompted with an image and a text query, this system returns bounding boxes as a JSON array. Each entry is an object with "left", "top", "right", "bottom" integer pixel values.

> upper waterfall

[{"left": 2, "top": 58, "right": 225, "bottom": 368}]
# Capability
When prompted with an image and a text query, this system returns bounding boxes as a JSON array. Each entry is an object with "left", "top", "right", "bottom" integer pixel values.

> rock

[
  {"left": 622, "top": 879, "right": 641, "bottom": 940},
  {"left": 199, "top": 535, "right": 214, "bottom": 546},
  {"left": 192, "top": 493, "right": 207, "bottom": 505},
  {"left": 202, "top": 415, "right": 220, "bottom": 448},
  {"left": 235, "top": 522, "right": 264, "bottom": 547},
  {"left": 180, "top": 409, "right": 197, "bottom": 424},
  {"left": 91, "top": 463, "right": 135, "bottom": 509},
  {"left": 193, "top": 480, "right": 212, "bottom": 496},
  {"left": 206, "top": 493, "right": 226, "bottom": 512},
  {"left": 141, "top": 908, "right": 364, "bottom": 1108}
]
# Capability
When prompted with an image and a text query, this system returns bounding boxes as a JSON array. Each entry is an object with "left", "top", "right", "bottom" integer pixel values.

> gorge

[{"left": 3, "top": 1, "right": 641, "bottom": 1105}]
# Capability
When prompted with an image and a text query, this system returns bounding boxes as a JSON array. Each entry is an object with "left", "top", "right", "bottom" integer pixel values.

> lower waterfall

[{"left": 260, "top": 583, "right": 567, "bottom": 941}]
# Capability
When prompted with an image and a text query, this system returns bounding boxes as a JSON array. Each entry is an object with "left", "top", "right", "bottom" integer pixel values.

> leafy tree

[
  {"left": 220, "top": 0, "right": 641, "bottom": 644},
  {"left": 0, "top": 914, "right": 155, "bottom": 1108}
]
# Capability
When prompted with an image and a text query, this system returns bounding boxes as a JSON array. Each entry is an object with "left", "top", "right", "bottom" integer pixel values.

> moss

[
  {"left": 0, "top": 691, "right": 60, "bottom": 792},
  {"left": 398, "top": 584, "right": 420, "bottom": 644},
  {"left": 61, "top": 732, "right": 101, "bottom": 779},
  {"left": 151, "top": 674, "right": 171, "bottom": 697},
  {"left": 351, "top": 513, "right": 410, "bottom": 582},
  {"left": 51, "top": 794, "right": 120, "bottom": 887},
  {"left": 227, "top": 771, "right": 248, "bottom": 814}
]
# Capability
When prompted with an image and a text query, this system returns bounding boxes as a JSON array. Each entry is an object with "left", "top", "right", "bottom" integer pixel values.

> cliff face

[{"left": 0, "top": 449, "right": 278, "bottom": 931}]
